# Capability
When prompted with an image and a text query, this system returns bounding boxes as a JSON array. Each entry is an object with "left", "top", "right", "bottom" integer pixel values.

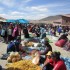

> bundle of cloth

[
  {"left": 63, "top": 40, "right": 70, "bottom": 51},
  {"left": 55, "top": 33, "right": 70, "bottom": 51}
]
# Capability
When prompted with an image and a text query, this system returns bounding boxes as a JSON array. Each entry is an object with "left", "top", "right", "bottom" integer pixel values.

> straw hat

[{"left": 46, "top": 51, "right": 52, "bottom": 56}]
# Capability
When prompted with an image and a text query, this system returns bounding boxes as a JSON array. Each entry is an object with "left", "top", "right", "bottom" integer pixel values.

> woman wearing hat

[
  {"left": 58, "top": 33, "right": 68, "bottom": 41},
  {"left": 42, "top": 51, "right": 67, "bottom": 70},
  {"left": 42, "top": 51, "right": 53, "bottom": 70},
  {"left": 51, "top": 52, "right": 67, "bottom": 70}
]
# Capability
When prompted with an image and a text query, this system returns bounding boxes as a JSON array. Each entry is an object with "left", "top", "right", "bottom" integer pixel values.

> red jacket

[
  {"left": 49, "top": 59, "right": 67, "bottom": 70},
  {"left": 53, "top": 60, "right": 67, "bottom": 70}
]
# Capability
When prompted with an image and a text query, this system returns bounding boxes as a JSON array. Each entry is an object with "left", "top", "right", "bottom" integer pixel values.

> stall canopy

[
  {"left": 16, "top": 19, "right": 29, "bottom": 24},
  {"left": 6, "top": 19, "right": 29, "bottom": 24},
  {"left": 6, "top": 19, "right": 16, "bottom": 23}
]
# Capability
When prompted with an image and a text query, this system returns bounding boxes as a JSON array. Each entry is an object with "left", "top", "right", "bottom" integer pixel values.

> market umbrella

[
  {"left": 6, "top": 19, "right": 16, "bottom": 23},
  {"left": 15, "top": 19, "right": 29, "bottom": 24}
]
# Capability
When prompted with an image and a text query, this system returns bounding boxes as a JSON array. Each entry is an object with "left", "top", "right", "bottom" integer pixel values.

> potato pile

[
  {"left": 6, "top": 60, "right": 41, "bottom": 70},
  {"left": 24, "top": 42, "right": 34, "bottom": 47},
  {"left": 7, "top": 52, "right": 21, "bottom": 63}
]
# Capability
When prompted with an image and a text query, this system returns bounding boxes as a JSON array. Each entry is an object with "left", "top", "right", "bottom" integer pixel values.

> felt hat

[{"left": 46, "top": 51, "right": 52, "bottom": 56}]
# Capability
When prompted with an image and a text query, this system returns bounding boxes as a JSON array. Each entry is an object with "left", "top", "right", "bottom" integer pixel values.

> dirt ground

[{"left": 0, "top": 34, "right": 70, "bottom": 69}]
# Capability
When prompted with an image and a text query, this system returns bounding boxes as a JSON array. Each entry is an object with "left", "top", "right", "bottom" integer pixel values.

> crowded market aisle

[{"left": 0, "top": 34, "right": 70, "bottom": 70}]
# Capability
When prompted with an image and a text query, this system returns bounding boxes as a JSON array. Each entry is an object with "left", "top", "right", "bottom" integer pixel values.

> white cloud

[
  {"left": 0, "top": 13, "right": 24, "bottom": 19},
  {"left": 0, "top": 12, "right": 47, "bottom": 20},
  {"left": 0, "top": 0, "right": 16, "bottom": 7},
  {"left": 24, "top": 0, "right": 32, "bottom": 3},
  {"left": 29, "top": 6, "right": 48, "bottom": 12},
  {"left": 22, "top": 5, "right": 48, "bottom": 12},
  {"left": 0, "top": 7, "right": 4, "bottom": 13},
  {"left": 11, "top": 11, "right": 25, "bottom": 15},
  {"left": 0, "top": 3, "right": 60, "bottom": 17},
  {"left": 20, "top": 2, "right": 67, "bottom": 12},
  {"left": 24, "top": 14, "right": 48, "bottom": 20},
  {"left": 19, "top": 3, "right": 66, "bottom": 13},
  {"left": 17, "top": 5, "right": 48, "bottom": 20},
  {"left": 0, "top": 7, "right": 4, "bottom": 10},
  {"left": 0, "top": 14, "right": 8, "bottom": 18},
  {"left": 45, "top": 3, "right": 66, "bottom": 8},
  {"left": 0, "top": 0, "right": 32, "bottom": 8},
  {"left": 0, "top": 2, "right": 69, "bottom": 20}
]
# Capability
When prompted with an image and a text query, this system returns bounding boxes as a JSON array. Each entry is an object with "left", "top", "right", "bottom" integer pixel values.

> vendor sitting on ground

[
  {"left": 58, "top": 33, "right": 68, "bottom": 41},
  {"left": 42, "top": 51, "right": 53, "bottom": 70},
  {"left": 42, "top": 51, "right": 67, "bottom": 70},
  {"left": 39, "top": 40, "right": 52, "bottom": 55},
  {"left": 7, "top": 40, "right": 25, "bottom": 53},
  {"left": 7, "top": 36, "right": 22, "bottom": 53},
  {"left": 7, "top": 41, "right": 16, "bottom": 53}
]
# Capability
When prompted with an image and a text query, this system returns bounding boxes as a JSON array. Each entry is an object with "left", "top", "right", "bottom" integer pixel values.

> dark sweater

[
  {"left": 58, "top": 34, "right": 68, "bottom": 41},
  {"left": 40, "top": 44, "right": 52, "bottom": 55}
]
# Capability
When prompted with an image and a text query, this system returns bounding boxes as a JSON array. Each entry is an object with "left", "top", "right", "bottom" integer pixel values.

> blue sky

[{"left": 0, "top": 0, "right": 70, "bottom": 20}]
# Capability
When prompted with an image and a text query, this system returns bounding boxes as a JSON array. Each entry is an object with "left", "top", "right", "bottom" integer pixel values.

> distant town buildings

[
  {"left": 0, "top": 14, "right": 70, "bottom": 26},
  {"left": 29, "top": 14, "right": 70, "bottom": 26}
]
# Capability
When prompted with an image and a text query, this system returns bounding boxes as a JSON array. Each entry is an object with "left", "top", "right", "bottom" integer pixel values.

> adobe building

[
  {"left": 41, "top": 15, "right": 70, "bottom": 26},
  {"left": 29, "top": 14, "right": 70, "bottom": 26}
]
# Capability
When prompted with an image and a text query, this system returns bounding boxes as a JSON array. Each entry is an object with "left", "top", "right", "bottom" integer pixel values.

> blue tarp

[
  {"left": 6, "top": 19, "right": 29, "bottom": 24},
  {"left": 6, "top": 19, "right": 16, "bottom": 23},
  {"left": 61, "top": 57, "right": 70, "bottom": 70},
  {"left": 16, "top": 19, "right": 29, "bottom": 24}
]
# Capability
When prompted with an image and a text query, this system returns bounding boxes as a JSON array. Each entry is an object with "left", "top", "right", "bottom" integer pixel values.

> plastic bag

[
  {"left": 32, "top": 52, "right": 40, "bottom": 65},
  {"left": 55, "top": 39, "right": 66, "bottom": 47}
]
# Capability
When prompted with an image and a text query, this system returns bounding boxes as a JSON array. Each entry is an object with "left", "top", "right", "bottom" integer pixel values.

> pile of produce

[
  {"left": 6, "top": 60, "right": 41, "bottom": 70},
  {"left": 7, "top": 52, "right": 21, "bottom": 63},
  {"left": 36, "top": 43, "right": 42, "bottom": 47},
  {"left": 24, "top": 42, "right": 34, "bottom": 47}
]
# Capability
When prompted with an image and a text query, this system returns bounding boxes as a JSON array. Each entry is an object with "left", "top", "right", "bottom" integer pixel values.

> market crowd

[{"left": 0, "top": 23, "right": 70, "bottom": 70}]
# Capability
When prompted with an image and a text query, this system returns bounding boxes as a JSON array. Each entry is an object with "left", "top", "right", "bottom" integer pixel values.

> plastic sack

[
  {"left": 55, "top": 39, "right": 66, "bottom": 47},
  {"left": 32, "top": 52, "right": 40, "bottom": 65},
  {"left": 63, "top": 41, "right": 70, "bottom": 51}
]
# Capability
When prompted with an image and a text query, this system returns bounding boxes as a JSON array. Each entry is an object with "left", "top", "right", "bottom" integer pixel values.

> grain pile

[{"left": 6, "top": 60, "right": 41, "bottom": 70}]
